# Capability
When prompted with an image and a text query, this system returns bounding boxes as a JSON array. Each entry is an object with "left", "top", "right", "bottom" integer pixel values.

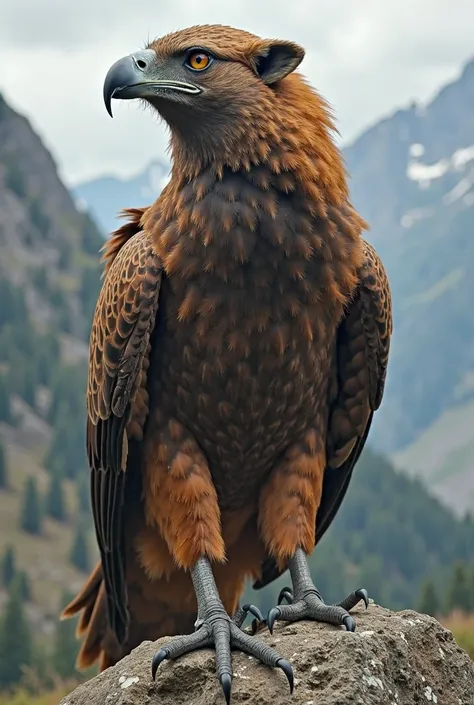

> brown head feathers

[{"left": 138, "top": 24, "right": 347, "bottom": 200}]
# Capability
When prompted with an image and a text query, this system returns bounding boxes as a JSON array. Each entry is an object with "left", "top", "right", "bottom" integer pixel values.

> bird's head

[{"left": 103, "top": 24, "right": 305, "bottom": 159}]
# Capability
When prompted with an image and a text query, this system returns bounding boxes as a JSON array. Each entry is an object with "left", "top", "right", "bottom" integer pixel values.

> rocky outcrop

[{"left": 60, "top": 603, "right": 474, "bottom": 705}]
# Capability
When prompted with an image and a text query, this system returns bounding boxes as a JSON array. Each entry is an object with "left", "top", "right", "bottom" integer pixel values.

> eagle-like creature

[{"left": 63, "top": 24, "right": 392, "bottom": 704}]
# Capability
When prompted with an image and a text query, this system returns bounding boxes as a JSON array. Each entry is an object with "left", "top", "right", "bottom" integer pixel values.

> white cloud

[{"left": 0, "top": 0, "right": 472, "bottom": 184}]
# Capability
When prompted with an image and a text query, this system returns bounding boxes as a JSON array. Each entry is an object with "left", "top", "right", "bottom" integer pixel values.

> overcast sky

[{"left": 0, "top": 0, "right": 472, "bottom": 186}]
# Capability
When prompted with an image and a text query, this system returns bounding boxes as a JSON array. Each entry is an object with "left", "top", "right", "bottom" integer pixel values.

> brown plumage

[{"left": 63, "top": 24, "right": 392, "bottom": 700}]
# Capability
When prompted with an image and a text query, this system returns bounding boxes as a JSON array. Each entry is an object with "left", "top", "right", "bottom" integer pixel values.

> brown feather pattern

[{"left": 86, "top": 226, "right": 162, "bottom": 642}]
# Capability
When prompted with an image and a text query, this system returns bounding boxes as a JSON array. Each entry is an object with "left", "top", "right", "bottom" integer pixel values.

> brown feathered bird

[{"left": 62, "top": 24, "right": 392, "bottom": 703}]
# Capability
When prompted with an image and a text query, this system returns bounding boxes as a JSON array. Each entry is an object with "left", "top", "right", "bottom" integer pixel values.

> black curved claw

[
  {"left": 250, "top": 618, "right": 260, "bottom": 635},
  {"left": 343, "top": 615, "right": 356, "bottom": 632},
  {"left": 276, "top": 658, "right": 294, "bottom": 694},
  {"left": 220, "top": 673, "right": 232, "bottom": 705},
  {"left": 267, "top": 607, "right": 281, "bottom": 635},
  {"left": 242, "top": 603, "right": 264, "bottom": 622},
  {"left": 277, "top": 587, "right": 293, "bottom": 605},
  {"left": 355, "top": 588, "right": 369, "bottom": 609},
  {"left": 151, "top": 648, "right": 169, "bottom": 680}
]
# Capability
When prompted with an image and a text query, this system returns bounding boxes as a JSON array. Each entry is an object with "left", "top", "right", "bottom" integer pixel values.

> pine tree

[
  {"left": 46, "top": 402, "right": 86, "bottom": 480},
  {"left": 0, "top": 280, "right": 28, "bottom": 327},
  {"left": 0, "top": 374, "right": 11, "bottom": 423},
  {"left": 1, "top": 546, "right": 16, "bottom": 589},
  {"left": 0, "top": 440, "right": 8, "bottom": 489},
  {"left": 0, "top": 582, "right": 33, "bottom": 689},
  {"left": 70, "top": 522, "right": 90, "bottom": 572},
  {"left": 417, "top": 578, "right": 439, "bottom": 617},
  {"left": 52, "top": 591, "right": 78, "bottom": 679},
  {"left": 446, "top": 561, "right": 472, "bottom": 613},
  {"left": 15, "top": 571, "right": 32, "bottom": 602},
  {"left": 46, "top": 469, "right": 66, "bottom": 521},
  {"left": 20, "top": 476, "right": 42, "bottom": 535},
  {"left": 9, "top": 357, "right": 37, "bottom": 409}
]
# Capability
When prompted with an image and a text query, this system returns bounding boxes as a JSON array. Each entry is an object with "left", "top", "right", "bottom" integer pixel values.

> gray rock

[{"left": 60, "top": 603, "right": 474, "bottom": 705}]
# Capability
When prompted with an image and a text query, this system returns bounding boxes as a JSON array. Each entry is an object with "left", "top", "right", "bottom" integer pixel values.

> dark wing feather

[
  {"left": 254, "top": 239, "right": 392, "bottom": 589},
  {"left": 87, "top": 228, "right": 162, "bottom": 642}
]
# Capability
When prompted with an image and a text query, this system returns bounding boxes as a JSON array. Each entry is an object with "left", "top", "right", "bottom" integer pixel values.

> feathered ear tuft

[{"left": 251, "top": 40, "right": 305, "bottom": 85}]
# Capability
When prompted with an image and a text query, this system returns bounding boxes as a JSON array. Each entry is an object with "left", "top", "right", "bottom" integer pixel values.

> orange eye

[{"left": 186, "top": 52, "right": 212, "bottom": 71}]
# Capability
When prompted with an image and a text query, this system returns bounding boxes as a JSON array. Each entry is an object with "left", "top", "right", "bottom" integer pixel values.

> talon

[
  {"left": 343, "top": 615, "right": 356, "bottom": 632},
  {"left": 151, "top": 648, "right": 169, "bottom": 679},
  {"left": 267, "top": 607, "right": 281, "bottom": 635},
  {"left": 277, "top": 587, "right": 293, "bottom": 605},
  {"left": 355, "top": 588, "right": 369, "bottom": 609},
  {"left": 242, "top": 603, "right": 264, "bottom": 622},
  {"left": 276, "top": 658, "right": 294, "bottom": 694},
  {"left": 251, "top": 616, "right": 268, "bottom": 635},
  {"left": 220, "top": 673, "right": 232, "bottom": 705}
]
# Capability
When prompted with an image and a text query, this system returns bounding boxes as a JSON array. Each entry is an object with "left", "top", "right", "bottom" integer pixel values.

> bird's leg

[
  {"left": 152, "top": 556, "right": 293, "bottom": 704},
  {"left": 144, "top": 425, "right": 292, "bottom": 701},
  {"left": 258, "top": 437, "right": 368, "bottom": 634},
  {"left": 266, "top": 547, "right": 368, "bottom": 634}
]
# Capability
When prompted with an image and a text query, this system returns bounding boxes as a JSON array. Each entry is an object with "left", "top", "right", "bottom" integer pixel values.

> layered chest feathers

[{"left": 148, "top": 168, "right": 363, "bottom": 354}]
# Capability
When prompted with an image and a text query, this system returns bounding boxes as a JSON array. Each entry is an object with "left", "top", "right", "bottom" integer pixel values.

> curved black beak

[
  {"left": 103, "top": 50, "right": 156, "bottom": 117},
  {"left": 103, "top": 49, "right": 202, "bottom": 118}
]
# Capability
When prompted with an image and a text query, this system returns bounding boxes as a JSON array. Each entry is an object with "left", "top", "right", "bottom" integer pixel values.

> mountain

[
  {"left": 342, "top": 57, "right": 474, "bottom": 514},
  {"left": 73, "top": 56, "right": 474, "bottom": 515},
  {"left": 73, "top": 160, "right": 170, "bottom": 236},
  {"left": 0, "top": 89, "right": 101, "bottom": 638}
]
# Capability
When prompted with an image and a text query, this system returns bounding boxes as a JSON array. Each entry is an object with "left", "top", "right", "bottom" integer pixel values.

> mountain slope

[
  {"left": 72, "top": 56, "right": 474, "bottom": 514},
  {"left": 341, "top": 58, "right": 474, "bottom": 514},
  {"left": 0, "top": 93, "right": 102, "bottom": 341},
  {"left": 0, "top": 89, "right": 101, "bottom": 637},
  {"left": 343, "top": 57, "right": 474, "bottom": 455}
]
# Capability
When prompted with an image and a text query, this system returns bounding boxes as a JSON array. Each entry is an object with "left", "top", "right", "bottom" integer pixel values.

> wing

[
  {"left": 254, "top": 239, "right": 392, "bottom": 589},
  {"left": 86, "top": 222, "right": 162, "bottom": 643}
]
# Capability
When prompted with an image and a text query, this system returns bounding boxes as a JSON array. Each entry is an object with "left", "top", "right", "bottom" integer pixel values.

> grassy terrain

[{"left": 440, "top": 612, "right": 474, "bottom": 660}]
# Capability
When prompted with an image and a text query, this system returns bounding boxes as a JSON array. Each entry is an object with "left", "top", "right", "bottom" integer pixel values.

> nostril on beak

[
  {"left": 134, "top": 57, "right": 147, "bottom": 70},
  {"left": 129, "top": 49, "right": 156, "bottom": 73}
]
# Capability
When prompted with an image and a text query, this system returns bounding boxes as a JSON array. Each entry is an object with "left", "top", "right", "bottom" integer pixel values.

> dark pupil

[{"left": 195, "top": 55, "right": 203, "bottom": 64}]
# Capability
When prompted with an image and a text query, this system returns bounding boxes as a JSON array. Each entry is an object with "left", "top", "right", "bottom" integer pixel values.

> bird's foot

[
  {"left": 151, "top": 559, "right": 293, "bottom": 704},
  {"left": 267, "top": 585, "right": 368, "bottom": 633},
  {"left": 265, "top": 548, "right": 369, "bottom": 634}
]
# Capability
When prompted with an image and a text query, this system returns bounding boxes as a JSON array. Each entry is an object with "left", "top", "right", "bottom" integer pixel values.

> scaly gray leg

[
  {"left": 151, "top": 557, "right": 293, "bottom": 704},
  {"left": 266, "top": 548, "right": 369, "bottom": 634}
]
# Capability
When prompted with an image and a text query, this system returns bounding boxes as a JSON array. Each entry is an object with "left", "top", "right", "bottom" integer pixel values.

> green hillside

[{"left": 0, "top": 89, "right": 101, "bottom": 640}]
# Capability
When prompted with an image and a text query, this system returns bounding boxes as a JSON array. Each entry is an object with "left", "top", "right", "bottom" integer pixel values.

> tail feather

[
  {"left": 61, "top": 561, "right": 102, "bottom": 625},
  {"left": 61, "top": 562, "right": 117, "bottom": 672},
  {"left": 76, "top": 581, "right": 109, "bottom": 670}
]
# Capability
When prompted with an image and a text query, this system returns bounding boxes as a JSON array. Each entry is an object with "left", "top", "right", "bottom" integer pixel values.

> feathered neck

[
  {"left": 139, "top": 71, "right": 366, "bottom": 309},
  {"left": 165, "top": 72, "right": 349, "bottom": 206}
]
